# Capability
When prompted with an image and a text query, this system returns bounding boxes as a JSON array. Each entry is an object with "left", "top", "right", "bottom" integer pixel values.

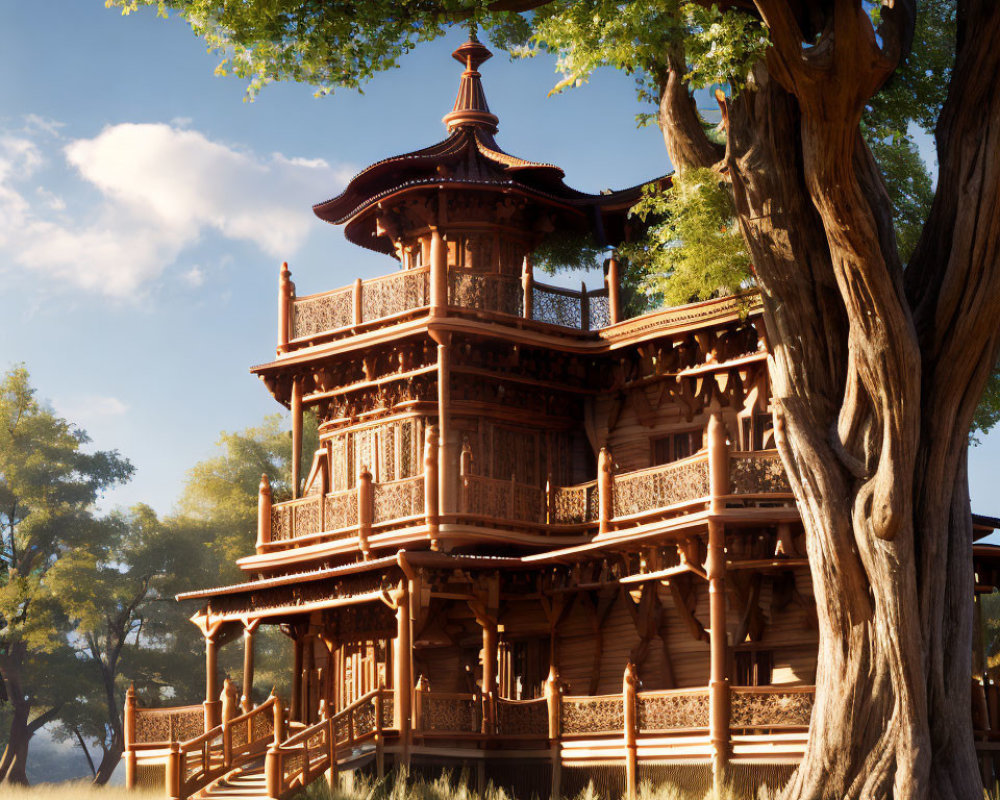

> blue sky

[{"left": 2, "top": 2, "right": 999, "bottom": 521}]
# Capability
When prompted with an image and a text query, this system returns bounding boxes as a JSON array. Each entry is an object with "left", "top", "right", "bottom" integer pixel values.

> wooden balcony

[
  {"left": 255, "top": 449, "right": 794, "bottom": 558},
  {"left": 279, "top": 261, "right": 614, "bottom": 351}
]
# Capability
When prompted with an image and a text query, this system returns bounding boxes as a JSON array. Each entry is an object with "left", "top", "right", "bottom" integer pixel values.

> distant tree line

[{"left": 0, "top": 365, "right": 313, "bottom": 785}]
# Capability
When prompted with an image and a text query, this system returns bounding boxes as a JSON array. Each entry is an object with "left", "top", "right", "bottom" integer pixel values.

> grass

[{"left": 0, "top": 780, "right": 159, "bottom": 799}]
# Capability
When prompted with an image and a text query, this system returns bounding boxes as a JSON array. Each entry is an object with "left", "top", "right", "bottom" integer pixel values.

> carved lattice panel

[
  {"left": 532, "top": 285, "right": 582, "bottom": 328},
  {"left": 373, "top": 476, "right": 425, "bottom": 524},
  {"left": 293, "top": 288, "right": 353, "bottom": 338},
  {"left": 729, "top": 452, "right": 792, "bottom": 494},
  {"left": 324, "top": 489, "right": 359, "bottom": 532},
  {"left": 293, "top": 498, "right": 321, "bottom": 538},
  {"left": 133, "top": 706, "right": 203, "bottom": 744},
  {"left": 552, "top": 481, "right": 598, "bottom": 524},
  {"left": 612, "top": 457, "right": 710, "bottom": 518},
  {"left": 560, "top": 695, "right": 625, "bottom": 735},
  {"left": 588, "top": 292, "right": 611, "bottom": 330},
  {"left": 361, "top": 269, "right": 429, "bottom": 322},
  {"left": 496, "top": 698, "right": 548, "bottom": 736},
  {"left": 449, "top": 273, "right": 523, "bottom": 315},
  {"left": 422, "top": 695, "right": 480, "bottom": 732},
  {"left": 637, "top": 691, "right": 710, "bottom": 732},
  {"left": 730, "top": 689, "right": 814, "bottom": 728}
]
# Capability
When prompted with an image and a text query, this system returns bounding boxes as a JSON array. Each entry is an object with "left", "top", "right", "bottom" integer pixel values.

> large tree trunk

[{"left": 697, "top": 1, "right": 1000, "bottom": 798}]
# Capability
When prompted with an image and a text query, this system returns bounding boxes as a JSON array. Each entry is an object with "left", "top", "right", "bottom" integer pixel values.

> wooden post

[
  {"left": 414, "top": 675, "right": 429, "bottom": 733},
  {"left": 291, "top": 636, "right": 304, "bottom": 723},
  {"left": 707, "top": 410, "right": 730, "bottom": 514},
  {"left": 436, "top": 334, "right": 458, "bottom": 520},
  {"left": 544, "top": 667, "right": 562, "bottom": 800},
  {"left": 459, "top": 442, "right": 472, "bottom": 515},
  {"left": 580, "top": 281, "right": 590, "bottom": 331},
  {"left": 597, "top": 447, "right": 614, "bottom": 535},
  {"left": 707, "top": 517, "right": 730, "bottom": 788},
  {"left": 324, "top": 699, "right": 339, "bottom": 792},
  {"left": 607, "top": 255, "right": 622, "bottom": 324},
  {"left": 304, "top": 635, "right": 316, "bottom": 724},
  {"left": 256, "top": 475, "right": 272, "bottom": 552},
  {"left": 204, "top": 632, "right": 221, "bottom": 732},
  {"left": 623, "top": 663, "right": 638, "bottom": 800},
  {"left": 353, "top": 277, "right": 363, "bottom": 326},
  {"left": 166, "top": 741, "right": 181, "bottom": 800},
  {"left": 545, "top": 474, "right": 554, "bottom": 525},
  {"left": 358, "top": 467, "right": 373, "bottom": 558},
  {"left": 273, "top": 693, "right": 286, "bottom": 745},
  {"left": 265, "top": 746, "right": 280, "bottom": 800},
  {"left": 242, "top": 620, "right": 258, "bottom": 712},
  {"left": 482, "top": 620, "right": 498, "bottom": 734},
  {"left": 124, "top": 684, "right": 137, "bottom": 790},
  {"left": 394, "top": 585, "right": 413, "bottom": 766},
  {"left": 278, "top": 261, "right": 292, "bottom": 353},
  {"left": 522, "top": 256, "right": 533, "bottom": 319},
  {"left": 425, "top": 426, "right": 440, "bottom": 549},
  {"left": 374, "top": 687, "right": 385, "bottom": 779},
  {"left": 221, "top": 677, "right": 239, "bottom": 725},
  {"left": 291, "top": 377, "right": 303, "bottom": 500},
  {"left": 430, "top": 227, "right": 447, "bottom": 313}
]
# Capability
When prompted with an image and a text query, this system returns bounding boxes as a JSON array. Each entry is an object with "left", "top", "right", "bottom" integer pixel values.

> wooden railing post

[
  {"left": 459, "top": 443, "right": 472, "bottom": 515},
  {"left": 580, "top": 281, "right": 590, "bottom": 331},
  {"left": 204, "top": 632, "right": 221, "bottom": 732},
  {"left": 278, "top": 262, "right": 292, "bottom": 353},
  {"left": 353, "top": 277, "right": 363, "bottom": 326},
  {"left": 242, "top": 619, "right": 259, "bottom": 713},
  {"left": 544, "top": 667, "right": 562, "bottom": 800},
  {"left": 166, "top": 740, "right": 181, "bottom": 800},
  {"left": 545, "top": 474, "right": 554, "bottom": 525},
  {"left": 358, "top": 466, "right": 373, "bottom": 559},
  {"left": 256, "top": 475, "right": 272, "bottom": 552},
  {"left": 394, "top": 586, "right": 413, "bottom": 767},
  {"left": 623, "top": 663, "right": 638, "bottom": 800},
  {"left": 430, "top": 227, "right": 447, "bottom": 314},
  {"left": 607, "top": 255, "right": 622, "bottom": 325},
  {"left": 522, "top": 256, "right": 534, "bottom": 320},
  {"left": 597, "top": 447, "right": 614, "bottom": 535},
  {"left": 273, "top": 694, "right": 285, "bottom": 746},
  {"left": 414, "top": 675, "right": 429, "bottom": 733},
  {"left": 374, "top": 686, "right": 385, "bottom": 778},
  {"left": 424, "top": 425, "right": 440, "bottom": 549},
  {"left": 124, "top": 684, "right": 137, "bottom": 790},
  {"left": 265, "top": 747, "right": 280, "bottom": 800}
]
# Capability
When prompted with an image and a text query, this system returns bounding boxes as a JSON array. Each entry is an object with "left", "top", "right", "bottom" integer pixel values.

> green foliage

[
  {"left": 532, "top": 230, "right": 605, "bottom": 276},
  {"left": 620, "top": 169, "right": 752, "bottom": 307}
]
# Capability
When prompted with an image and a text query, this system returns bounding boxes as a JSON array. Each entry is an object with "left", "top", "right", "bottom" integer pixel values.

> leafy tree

[
  {"left": 106, "top": 1, "right": 1000, "bottom": 797},
  {"left": 0, "top": 365, "right": 133, "bottom": 784}
]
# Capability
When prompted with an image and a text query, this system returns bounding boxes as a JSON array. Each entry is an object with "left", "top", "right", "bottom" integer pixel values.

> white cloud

[
  {"left": 53, "top": 394, "right": 130, "bottom": 423},
  {"left": 0, "top": 120, "right": 354, "bottom": 298},
  {"left": 181, "top": 265, "right": 205, "bottom": 287}
]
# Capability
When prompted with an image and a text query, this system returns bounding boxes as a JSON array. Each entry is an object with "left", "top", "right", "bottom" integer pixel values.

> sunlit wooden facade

[{"left": 122, "top": 37, "right": 1000, "bottom": 800}]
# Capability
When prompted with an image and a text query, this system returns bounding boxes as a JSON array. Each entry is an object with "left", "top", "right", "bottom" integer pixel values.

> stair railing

[
  {"left": 166, "top": 695, "right": 278, "bottom": 800},
  {"left": 265, "top": 708, "right": 336, "bottom": 799}
]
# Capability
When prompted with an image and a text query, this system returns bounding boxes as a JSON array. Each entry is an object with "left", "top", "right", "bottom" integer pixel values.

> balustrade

[
  {"left": 260, "top": 449, "right": 794, "bottom": 553},
  {"left": 282, "top": 262, "right": 616, "bottom": 346}
]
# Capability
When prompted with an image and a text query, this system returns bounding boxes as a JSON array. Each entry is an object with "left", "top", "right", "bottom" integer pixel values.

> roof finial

[{"left": 442, "top": 36, "right": 499, "bottom": 133}]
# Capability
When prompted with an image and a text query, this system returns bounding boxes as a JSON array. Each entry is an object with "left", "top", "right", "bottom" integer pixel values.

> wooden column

[
  {"left": 580, "top": 280, "right": 590, "bottom": 331},
  {"left": 544, "top": 667, "right": 562, "bottom": 800},
  {"left": 221, "top": 677, "right": 239, "bottom": 726},
  {"left": 352, "top": 277, "right": 363, "bottom": 326},
  {"left": 393, "top": 584, "right": 413, "bottom": 766},
  {"left": 435, "top": 333, "right": 458, "bottom": 521},
  {"left": 291, "top": 377, "right": 303, "bottom": 499},
  {"left": 277, "top": 261, "right": 292, "bottom": 353},
  {"left": 430, "top": 227, "right": 447, "bottom": 314},
  {"left": 256, "top": 475, "right": 271, "bottom": 552},
  {"left": 707, "top": 519, "right": 730, "bottom": 785},
  {"left": 304, "top": 635, "right": 316, "bottom": 724},
  {"left": 482, "top": 618, "right": 498, "bottom": 734},
  {"left": 597, "top": 446, "right": 614, "bottom": 535},
  {"left": 424, "top": 425, "right": 440, "bottom": 549},
  {"left": 522, "top": 256, "right": 534, "bottom": 319},
  {"left": 607, "top": 255, "right": 622, "bottom": 324},
  {"left": 124, "top": 684, "right": 137, "bottom": 789},
  {"left": 706, "top": 409, "right": 731, "bottom": 786},
  {"left": 204, "top": 630, "right": 221, "bottom": 731},
  {"left": 291, "top": 635, "right": 304, "bottom": 723},
  {"left": 265, "top": 696, "right": 285, "bottom": 799},
  {"left": 623, "top": 662, "right": 638, "bottom": 800},
  {"left": 242, "top": 620, "right": 259, "bottom": 711},
  {"left": 358, "top": 467, "right": 373, "bottom": 558}
]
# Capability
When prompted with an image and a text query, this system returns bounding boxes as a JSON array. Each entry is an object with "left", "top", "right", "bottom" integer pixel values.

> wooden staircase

[{"left": 196, "top": 761, "right": 269, "bottom": 799}]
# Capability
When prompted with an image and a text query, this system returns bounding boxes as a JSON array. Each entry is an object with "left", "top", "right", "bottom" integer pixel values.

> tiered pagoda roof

[{"left": 313, "top": 36, "right": 664, "bottom": 254}]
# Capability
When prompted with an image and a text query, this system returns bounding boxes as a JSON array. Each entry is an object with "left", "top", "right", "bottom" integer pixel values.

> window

[
  {"left": 652, "top": 429, "right": 701, "bottom": 465},
  {"left": 742, "top": 410, "right": 775, "bottom": 451}
]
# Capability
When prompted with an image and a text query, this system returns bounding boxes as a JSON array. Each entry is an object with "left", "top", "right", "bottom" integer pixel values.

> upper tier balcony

[
  {"left": 248, "top": 433, "right": 794, "bottom": 567},
  {"left": 277, "top": 258, "right": 620, "bottom": 353}
]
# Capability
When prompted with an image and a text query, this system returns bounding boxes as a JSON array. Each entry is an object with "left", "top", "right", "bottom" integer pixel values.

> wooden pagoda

[{"left": 122, "top": 37, "right": 1000, "bottom": 800}]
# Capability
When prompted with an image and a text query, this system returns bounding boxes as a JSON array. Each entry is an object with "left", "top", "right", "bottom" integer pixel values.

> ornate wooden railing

[
  {"left": 612, "top": 453, "right": 711, "bottom": 518},
  {"left": 291, "top": 267, "right": 430, "bottom": 340},
  {"left": 636, "top": 688, "right": 711, "bottom": 733},
  {"left": 415, "top": 685, "right": 483, "bottom": 734},
  {"left": 266, "top": 716, "right": 335, "bottom": 800},
  {"left": 729, "top": 685, "right": 814, "bottom": 729},
  {"left": 259, "top": 448, "right": 793, "bottom": 553},
  {"left": 729, "top": 451, "right": 793, "bottom": 495},
  {"left": 560, "top": 694, "right": 625, "bottom": 737},
  {"left": 449, "top": 272, "right": 523, "bottom": 316},
  {"left": 281, "top": 261, "right": 616, "bottom": 348},
  {"left": 166, "top": 697, "right": 278, "bottom": 800},
  {"left": 494, "top": 697, "right": 549, "bottom": 738},
  {"left": 131, "top": 703, "right": 204, "bottom": 748}
]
